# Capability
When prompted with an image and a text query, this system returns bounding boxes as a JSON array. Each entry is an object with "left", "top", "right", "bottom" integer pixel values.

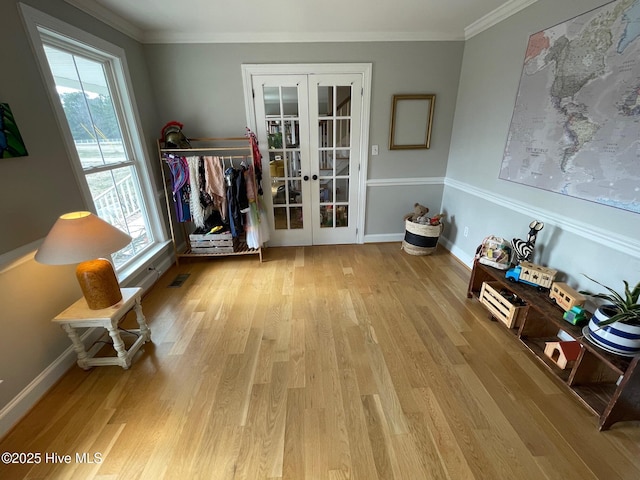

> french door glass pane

[
  {"left": 336, "top": 178, "right": 349, "bottom": 202},
  {"left": 282, "top": 87, "right": 299, "bottom": 116},
  {"left": 264, "top": 84, "right": 304, "bottom": 231},
  {"left": 264, "top": 87, "right": 281, "bottom": 116},
  {"left": 336, "top": 86, "right": 352, "bottom": 116},
  {"left": 319, "top": 120, "right": 333, "bottom": 148},
  {"left": 286, "top": 151, "right": 301, "bottom": 178},
  {"left": 316, "top": 83, "right": 352, "bottom": 230},
  {"left": 318, "top": 86, "right": 333, "bottom": 117}
]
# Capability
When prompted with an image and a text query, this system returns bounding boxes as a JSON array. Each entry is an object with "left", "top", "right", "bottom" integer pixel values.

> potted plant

[{"left": 580, "top": 275, "right": 640, "bottom": 357}]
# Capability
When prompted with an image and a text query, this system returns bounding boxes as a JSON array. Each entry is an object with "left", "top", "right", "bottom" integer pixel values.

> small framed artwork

[
  {"left": 1, "top": 103, "right": 29, "bottom": 158},
  {"left": 389, "top": 94, "right": 436, "bottom": 150}
]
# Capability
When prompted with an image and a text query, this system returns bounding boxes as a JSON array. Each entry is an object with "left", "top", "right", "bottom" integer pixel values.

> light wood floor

[{"left": 1, "top": 244, "right": 640, "bottom": 479}]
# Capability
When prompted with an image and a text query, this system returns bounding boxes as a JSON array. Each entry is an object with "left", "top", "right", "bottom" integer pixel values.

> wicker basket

[{"left": 401, "top": 220, "right": 443, "bottom": 256}]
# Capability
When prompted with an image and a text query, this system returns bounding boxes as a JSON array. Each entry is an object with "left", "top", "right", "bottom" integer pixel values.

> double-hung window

[{"left": 20, "top": 4, "right": 165, "bottom": 273}]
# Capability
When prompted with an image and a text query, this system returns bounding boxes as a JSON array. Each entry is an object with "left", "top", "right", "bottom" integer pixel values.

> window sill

[{"left": 117, "top": 240, "right": 173, "bottom": 286}]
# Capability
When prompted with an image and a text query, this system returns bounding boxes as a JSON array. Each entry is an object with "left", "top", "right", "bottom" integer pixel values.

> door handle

[
  {"left": 312, "top": 174, "right": 318, "bottom": 180},
  {"left": 303, "top": 175, "right": 309, "bottom": 181}
]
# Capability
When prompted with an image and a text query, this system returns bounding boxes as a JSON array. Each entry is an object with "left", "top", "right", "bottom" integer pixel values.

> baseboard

[
  {"left": 439, "top": 236, "right": 474, "bottom": 267},
  {"left": 364, "top": 233, "right": 404, "bottom": 243},
  {"left": 0, "top": 327, "right": 103, "bottom": 438},
  {"left": 0, "top": 252, "right": 173, "bottom": 440}
]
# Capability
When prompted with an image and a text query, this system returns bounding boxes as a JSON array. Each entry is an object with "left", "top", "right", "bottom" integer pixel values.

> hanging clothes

[
  {"left": 246, "top": 128, "right": 263, "bottom": 195},
  {"left": 203, "top": 155, "right": 227, "bottom": 220},
  {"left": 163, "top": 154, "right": 191, "bottom": 222},
  {"left": 224, "top": 166, "right": 249, "bottom": 238},
  {"left": 187, "top": 156, "right": 206, "bottom": 228},
  {"left": 162, "top": 141, "right": 267, "bottom": 250}
]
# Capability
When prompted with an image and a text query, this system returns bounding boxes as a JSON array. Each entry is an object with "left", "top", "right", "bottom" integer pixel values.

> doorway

[{"left": 242, "top": 64, "right": 372, "bottom": 246}]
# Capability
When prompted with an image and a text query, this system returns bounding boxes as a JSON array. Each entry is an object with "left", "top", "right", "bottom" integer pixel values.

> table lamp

[{"left": 35, "top": 211, "right": 132, "bottom": 310}]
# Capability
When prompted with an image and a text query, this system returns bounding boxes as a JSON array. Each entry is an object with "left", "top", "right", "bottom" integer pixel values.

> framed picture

[{"left": 389, "top": 94, "right": 435, "bottom": 150}]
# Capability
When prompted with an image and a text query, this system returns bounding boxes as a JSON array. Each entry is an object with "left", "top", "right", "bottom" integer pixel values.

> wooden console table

[{"left": 468, "top": 260, "right": 640, "bottom": 430}]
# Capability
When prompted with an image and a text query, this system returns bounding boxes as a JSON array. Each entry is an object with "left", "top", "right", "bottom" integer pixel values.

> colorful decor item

[{"left": 0, "top": 103, "right": 28, "bottom": 158}]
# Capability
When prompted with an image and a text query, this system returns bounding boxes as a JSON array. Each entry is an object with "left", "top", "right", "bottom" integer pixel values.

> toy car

[{"left": 563, "top": 305, "right": 587, "bottom": 326}]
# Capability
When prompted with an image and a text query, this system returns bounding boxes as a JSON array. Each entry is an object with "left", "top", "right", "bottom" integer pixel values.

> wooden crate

[
  {"left": 479, "top": 281, "right": 527, "bottom": 328},
  {"left": 189, "top": 231, "right": 236, "bottom": 253}
]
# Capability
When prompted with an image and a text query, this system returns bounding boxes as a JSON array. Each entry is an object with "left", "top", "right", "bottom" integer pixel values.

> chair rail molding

[{"left": 444, "top": 178, "right": 640, "bottom": 259}]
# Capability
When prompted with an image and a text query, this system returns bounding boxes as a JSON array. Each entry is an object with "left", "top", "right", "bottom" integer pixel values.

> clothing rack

[{"left": 158, "top": 136, "right": 263, "bottom": 264}]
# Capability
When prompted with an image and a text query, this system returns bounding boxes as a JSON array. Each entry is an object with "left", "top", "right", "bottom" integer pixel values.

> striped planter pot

[{"left": 586, "top": 306, "right": 640, "bottom": 357}]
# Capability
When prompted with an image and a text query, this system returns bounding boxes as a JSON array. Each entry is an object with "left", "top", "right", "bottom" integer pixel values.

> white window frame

[{"left": 19, "top": 3, "right": 168, "bottom": 279}]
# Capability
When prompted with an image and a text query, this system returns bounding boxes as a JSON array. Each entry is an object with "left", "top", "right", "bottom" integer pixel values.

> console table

[
  {"left": 53, "top": 287, "right": 151, "bottom": 370},
  {"left": 468, "top": 260, "right": 640, "bottom": 430}
]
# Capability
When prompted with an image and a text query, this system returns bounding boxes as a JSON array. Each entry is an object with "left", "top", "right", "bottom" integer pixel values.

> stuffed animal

[
  {"left": 403, "top": 203, "right": 429, "bottom": 223},
  {"left": 415, "top": 213, "right": 431, "bottom": 225},
  {"left": 429, "top": 213, "right": 445, "bottom": 226}
]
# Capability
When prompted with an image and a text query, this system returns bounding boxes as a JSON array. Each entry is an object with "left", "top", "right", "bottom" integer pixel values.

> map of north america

[{"left": 500, "top": 0, "right": 640, "bottom": 213}]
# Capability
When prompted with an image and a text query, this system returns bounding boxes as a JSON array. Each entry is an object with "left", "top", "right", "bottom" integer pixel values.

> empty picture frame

[{"left": 389, "top": 94, "right": 435, "bottom": 150}]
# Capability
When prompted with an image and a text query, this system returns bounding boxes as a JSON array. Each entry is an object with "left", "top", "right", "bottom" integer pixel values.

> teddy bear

[{"left": 403, "top": 203, "right": 429, "bottom": 223}]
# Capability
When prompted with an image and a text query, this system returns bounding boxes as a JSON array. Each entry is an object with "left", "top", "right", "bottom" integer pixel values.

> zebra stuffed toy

[{"left": 512, "top": 220, "right": 544, "bottom": 263}]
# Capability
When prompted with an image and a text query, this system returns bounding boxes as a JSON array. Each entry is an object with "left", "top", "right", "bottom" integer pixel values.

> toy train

[{"left": 505, "top": 261, "right": 557, "bottom": 290}]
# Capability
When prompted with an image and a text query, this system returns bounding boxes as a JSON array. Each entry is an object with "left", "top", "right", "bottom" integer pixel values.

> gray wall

[
  {"left": 0, "top": 0, "right": 161, "bottom": 430},
  {"left": 143, "top": 41, "right": 464, "bottom": 235},
  {"left": 443, "top": 0, "right": 640, "bottom": 294}
]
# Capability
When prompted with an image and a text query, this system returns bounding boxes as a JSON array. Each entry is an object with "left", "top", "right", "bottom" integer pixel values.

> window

[{"left": 20, "top": 4, "right": 165, "bottom": 272}]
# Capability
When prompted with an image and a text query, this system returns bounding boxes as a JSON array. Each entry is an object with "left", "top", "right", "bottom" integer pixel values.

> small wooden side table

[{"left": 53, "top": 287, "right": 151, "bottom": 370}]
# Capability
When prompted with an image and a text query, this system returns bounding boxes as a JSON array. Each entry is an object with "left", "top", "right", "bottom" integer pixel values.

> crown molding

[
  {"left": 141, "top": 30, "right": 464, "bottom": 44},
  {"left": 64, "top": 0, "right": 143, "bottom": 41},
  {"left": 64, "top": 0, "right": 465, "bottom": 44},
  {"left": 465, "top": 0, "right": 539, "bottom": 40},
  {"left": 64, "top": 0, "right": 537, "bottom": 44}
]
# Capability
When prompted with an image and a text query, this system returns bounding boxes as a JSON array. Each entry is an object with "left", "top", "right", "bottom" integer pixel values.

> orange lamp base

[{"left": 76, "top": 259, "right": 122, "bottom": 310}]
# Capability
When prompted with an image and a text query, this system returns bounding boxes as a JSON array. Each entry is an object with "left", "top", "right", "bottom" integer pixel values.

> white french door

[{"left": 246, "top": 66, "right": 369, "bottom": 247}]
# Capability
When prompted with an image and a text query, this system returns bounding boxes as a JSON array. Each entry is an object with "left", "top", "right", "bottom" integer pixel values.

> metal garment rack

[{"left": 158, "top": 137, "right": 263, "bottom": 264}]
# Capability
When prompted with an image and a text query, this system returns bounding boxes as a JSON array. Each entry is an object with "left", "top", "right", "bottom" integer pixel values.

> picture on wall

[
  {"left": 500, "top": 0, "right": 640, "bottom": 214},
  {"left": 1, "top": 102, "right": 28, "bottom": 158}
]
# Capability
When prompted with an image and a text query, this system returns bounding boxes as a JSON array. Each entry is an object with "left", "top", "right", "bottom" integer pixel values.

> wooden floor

[{"left": 1, "top": 244, "right": 640, "bottom": 479}]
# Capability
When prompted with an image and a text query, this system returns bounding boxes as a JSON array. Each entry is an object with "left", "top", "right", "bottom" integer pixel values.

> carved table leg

[
  {"left": 62, "top": 324, "right": 90, "bottom": 370},
  {"left": 106, "top": 324, "right": 131, "bottom": 369},
  {"left": 133, "top": 297, "right": 151, "bottom": 342}
]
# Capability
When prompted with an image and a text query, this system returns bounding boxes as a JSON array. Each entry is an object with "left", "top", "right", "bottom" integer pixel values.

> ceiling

[{"left": 64, "top": 0, "right": 538, "bottom": 43}]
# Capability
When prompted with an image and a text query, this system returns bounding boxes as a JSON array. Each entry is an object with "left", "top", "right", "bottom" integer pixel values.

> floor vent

[{"left": 168, "top": 273, "right": 190, "bottom": 288}]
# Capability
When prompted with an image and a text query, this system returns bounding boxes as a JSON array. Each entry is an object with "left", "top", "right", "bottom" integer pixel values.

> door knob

[
  {"left": 303, "top": 175, "right": 309, "bottom": 181},
  {"left": 312, "top": 174, "right": 318, "bottom": 180}
]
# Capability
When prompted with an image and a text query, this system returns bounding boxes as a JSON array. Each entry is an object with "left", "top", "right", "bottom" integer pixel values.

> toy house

[{"left": 544, "top": 341, "right": 582, "bottom": 370}]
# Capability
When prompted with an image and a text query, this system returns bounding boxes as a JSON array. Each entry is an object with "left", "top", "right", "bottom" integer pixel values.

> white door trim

[{"left": 242, "top": 63, "right": 372, "bottom": 244}]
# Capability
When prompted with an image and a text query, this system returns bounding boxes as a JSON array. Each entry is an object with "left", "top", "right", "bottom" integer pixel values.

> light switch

[{"left": 371, "top": 145, "right": 379, "bottom": 155}]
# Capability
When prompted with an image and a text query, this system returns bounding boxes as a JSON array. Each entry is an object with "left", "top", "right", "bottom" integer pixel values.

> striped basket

[{"left": 401, "top": 220, "right": 443, "bottom": 256}]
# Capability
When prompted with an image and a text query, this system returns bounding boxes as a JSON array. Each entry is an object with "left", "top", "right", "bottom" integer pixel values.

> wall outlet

[{"left": 464, "top": 226, "right": 469, "bottom": 237}]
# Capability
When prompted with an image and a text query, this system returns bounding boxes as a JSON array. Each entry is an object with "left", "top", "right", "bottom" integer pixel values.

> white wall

[{"left": 443, "top": 0, "right": 640, "bottom": 294}]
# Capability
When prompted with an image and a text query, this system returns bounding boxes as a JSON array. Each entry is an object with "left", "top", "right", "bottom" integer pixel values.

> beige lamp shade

[
  {"left": 35, "top": 211, "right": 132, "bottom": 265},
  {"left": 35, "top": 212, "right": 132, "bottom": 309}
]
